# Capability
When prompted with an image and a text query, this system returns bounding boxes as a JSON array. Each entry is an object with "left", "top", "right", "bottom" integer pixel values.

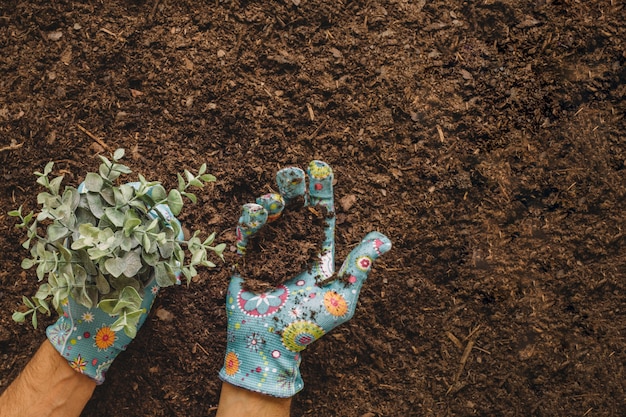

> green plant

[{"left": 9, "top": 148, "right": 225, "bottom": 336}]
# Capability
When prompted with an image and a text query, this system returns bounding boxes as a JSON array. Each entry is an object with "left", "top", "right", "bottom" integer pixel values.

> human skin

[
  {"left": 0, "top": 340, "right": 96, "bottom": 417},
  {"left": 216, "top": 382, "right": 292, "bottom": 417},
  {"left": 0, "top": 341, "right": 292, "bottom": 417}
]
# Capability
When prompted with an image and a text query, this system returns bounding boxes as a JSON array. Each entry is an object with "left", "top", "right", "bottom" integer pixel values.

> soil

[
  {"left": 236, "top": 199, "right": 330, "bottom": 292},
  {"left": 0, "top": 1, "right": 625, "bottom": 416}
]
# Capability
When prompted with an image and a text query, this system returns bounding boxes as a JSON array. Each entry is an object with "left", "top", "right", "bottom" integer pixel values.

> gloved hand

[
  {"left": 45, "top": 199, "right": 183, "bottom": 384},
  {"left": 219, "top": 161, "right": 392, "bottom": 397}
]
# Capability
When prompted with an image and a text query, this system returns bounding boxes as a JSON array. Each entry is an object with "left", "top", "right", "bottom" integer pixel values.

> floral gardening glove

[
  {"left": 45, "top": 199, "right": 183, "bottom": 384},
  {"left": 219, "top": 161, "right": 392, "bottom": 397}
]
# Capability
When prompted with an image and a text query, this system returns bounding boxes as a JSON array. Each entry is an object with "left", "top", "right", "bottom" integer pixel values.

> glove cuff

[{"left": 218, "top": 347, "right": 304, "bottom": 398}]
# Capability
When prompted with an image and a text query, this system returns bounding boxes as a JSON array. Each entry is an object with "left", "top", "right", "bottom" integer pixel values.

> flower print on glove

[{"left": 219, "top": 161, "right": 392, "bottom": 398}]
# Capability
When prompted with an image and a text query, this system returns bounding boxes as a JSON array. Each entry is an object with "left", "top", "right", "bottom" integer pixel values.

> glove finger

[
  {"left": 276, "top": 166, "right": 306, "bottom": 204},
  {"left": 235, "top": 203, "right": 268, "bottom": 256},
  {"left": 337, "top": 231, "right": 392, "bottom": 288},
  {"left": 307, "top": 161, "right": 336, "bottom": 279},
  {"left": 256, "top": 193, "right": 285, "bottom": 223}
]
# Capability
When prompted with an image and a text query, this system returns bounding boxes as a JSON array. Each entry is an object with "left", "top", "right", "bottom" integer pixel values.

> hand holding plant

[{"left": 9, "top": 149, "right": 225, "bottom": 383}]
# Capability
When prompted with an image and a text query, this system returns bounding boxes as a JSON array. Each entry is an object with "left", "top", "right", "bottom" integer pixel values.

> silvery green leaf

[
  {"left": 84, "top": 172, "right": 104, "bottom": 192},
  {"left": 154, "top": 263, "right": 175, "bottom": 287},
  {"left": 12, "top": 311, "right": 26, "bottom": 323},
  {"left": 48, "top": 175, "right": 64, "bottom": 195},
  {"left": 22, "top": 296, "right": 35, "bottom": 309},
  {"left": 158, "top": 239, "right": 174, "bottom": 259},
  {"left": 43, "top": 161, "right": 54, "bottom": 176},
  {"left": 56, "top": 243, "right": 72, "bottom": 262},
  {"left": 47, "top": 223, "right": 69, "bottom": 242},
  {"left": 62, "top": 187, "right": 81, "bottom": 211},
  {"left": 177, "top": 173, "right": 185, "bottom": 191},
  {"left": 52, "top": 287, "right": 69, "bottom": 310},
  {"left": 203, "top": 232, "right": 216, "bottom": 246},
  {"left": 188, "top": 178, "right": 204, "bottom": 188},
  {"left": 142, "top": 249, "right": 159, "bottom": 266},
  {"left": 181, "top": 191, "right": 197, "bottom": 204},
  {"left": 37, "top": 192, "right": 58, "bottom": 207},
  {"left": 198, "top": 163, "right": 207, "bottom": 175},
  {"left": 123, "top": 251, "right": 143, "bottom": 277},
  {"left": 213, "top": 243, "right": 227, "bottom": 256},
  {"left": 167, "top": 189, "right": 183, "bottom": 216},
  {"left": 104, "top": 257, "right": 126, "bottom": 278},
  {"left": 113, "top": 163, "right": 132, "bottom": 175},
  {"left": 200, "top": 173, "right": 216, "bottom": 182},
  {"left": 72, "top": 286, "right": 93, "bottom": 309},
  {"left": 7, "top": 208, "right": 21, "bottom": 217},
  {"left": 31, "top": 312, "right": 38, "bottom": 329},
  {"left": 184, "top": 169, "right": 194, "bottom": 183},
  {"left": 35, "top": 283, "right": 52, "bottom": 300},
  {"left": 149, "top": 184, "right": 167, "bottom": 202},
  {"left": 21, "top": 258, "right": 35, "bottom": 269},
  {"left": 123, "top": 217, "right": 142, "bottom": 237},
  {"left": 104, "top": 207, "right": 125, "bottom": 228},
  {"left": 86, "top": 192, "right": 105, "bottom": 218},
  {"left": 99, "top": 187, "right": 116, "bottom": 205},
  {"left": 113, "top": 148, "right": 125, "bottom": 161},
  {"left": 191, "top": 248, "right": 205, "bottom": 265}
]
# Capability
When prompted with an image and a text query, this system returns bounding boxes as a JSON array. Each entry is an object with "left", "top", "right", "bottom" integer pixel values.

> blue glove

[
  {"left": 219, "top": 161, "right": 392, "bottom": 397},
  {"left": 46, "top": 197, "right": 183, "bottom": 384}
]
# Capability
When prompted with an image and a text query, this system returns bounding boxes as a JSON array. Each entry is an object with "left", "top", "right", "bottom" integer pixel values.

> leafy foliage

[{"left": 9, "top": 149, "right": 225, "bottom": 336}]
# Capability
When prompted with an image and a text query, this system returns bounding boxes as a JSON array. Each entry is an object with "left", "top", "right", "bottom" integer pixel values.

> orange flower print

[
  {"left": 94, "top": 326, "right": 116, "bottom": 350},
  {"left": 323, "top": 291, "right": 348, "bottom": 317},
  {"left": 224, "top": 351, "right": 240, "bottom": 376},
  {"left": 70, "top": 354, "right": 87, "bottom": 373}
]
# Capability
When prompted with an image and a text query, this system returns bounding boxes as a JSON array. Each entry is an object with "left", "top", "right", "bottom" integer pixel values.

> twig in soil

[
  {"left": 436, "top": 124, "right": 445, "bottom": 143},
  {"left": 76, "top": 124, "right": 110, "bottom": 150},
  {"left": 307, "top": 119, "right": 327, "bottom": 140},
  {"left": 98, "top": 28, "right": 125, "bottom": 42},
  {"left": 192, "top": 342, "right": 210, "bottom": 357},
  {"left": 0, "top": 140, "right": 23, "bottom": 152}
]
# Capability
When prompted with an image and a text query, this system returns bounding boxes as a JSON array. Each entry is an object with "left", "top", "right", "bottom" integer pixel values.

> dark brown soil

[
  {"left": 1, "top": 1, "right": 625, "bottom": 416},
  {"left": 236, "top": 200, "right": 330, "bottom": 292}
]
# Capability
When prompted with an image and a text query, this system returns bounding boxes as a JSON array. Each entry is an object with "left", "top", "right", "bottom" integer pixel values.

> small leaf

[
  {"left": 12, "top": 311, "right": 26, "bottom": 323},
  {"left": 104, "top": 257, "right": 126, "bottom": 278},
  {"left": 31, "top": 312, "right": 38, "bottom": 328},
  {"left": 123, "top": 251, "right": 143, "bottom": 277},
  {"left": 8, "top": 209, "right": 21, "bottom": 217},
  {"left": 148, "top": 184, "right": 167, "bottom": 203},
  {"left": 203, "top": 232, "right": 216, "bottom": 246},
  {"left": 49, "top": 175, "right": 65, "bottom": 195},
  {"left": 104, "top": 207, "right": 125, "bottom": 228},
  {"left": 43, "top": 161, "right": 54, "bottom": 176},
  {"left": 21, "top": 258, "right": 35, "bottom": 269},
  {"left": 84, "top": 172, "right": 104, "bottom": 192},
  {"left": 167, "top": 189, "right": 184, "bottom": 216},
  {"left": 200, "top": 173, "right": 216, "bottom": 182},
  {"left": 47, "top": 223, "right": 70, "bottom": 242},
  {"left": 213, "top": 243, "right": 227, "bottom": 256},
  {"left": 154, "top": 263, "right": 176, "bottom": 287},
  {"left": 113, "top": 148, "right": 125, "bottom": 161},
  {"left": 22, "top": 296, "right": 35, "bottom": 309},
  {"left": 198, "top": 163, "right": 207, "bottom": 175},
  {"left": 181, "top": 191, "right": 197, "bottom": 204}
]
